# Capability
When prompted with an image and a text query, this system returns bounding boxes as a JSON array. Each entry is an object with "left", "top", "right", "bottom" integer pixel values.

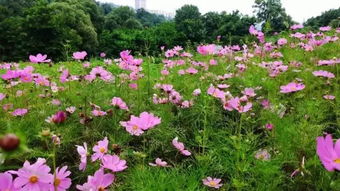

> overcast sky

[{"left": 97, "top": 0, "right": 340, "bottom": 23}]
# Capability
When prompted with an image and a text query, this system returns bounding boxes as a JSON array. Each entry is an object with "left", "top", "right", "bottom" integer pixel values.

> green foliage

[
  {"left": 305, "top": 7, "right": 340, "bottom": 29},
  {"left": 253, "top": 0, "right": 294, "bottom": 32},
  {"left": 136, "top": 8, "right": 166, "bottom": 27},
  {"left": 175, "top": 5, "right": 206, "bottom": 43}
]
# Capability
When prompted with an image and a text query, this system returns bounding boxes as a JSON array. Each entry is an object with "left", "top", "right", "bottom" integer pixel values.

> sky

[{"left": 97, "top": 0, "right": 340, "bottom": 23}]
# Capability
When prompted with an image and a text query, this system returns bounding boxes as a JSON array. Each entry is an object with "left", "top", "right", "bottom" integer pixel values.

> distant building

[
  {"left": 134, "top": 0, "right": 174, "bottom": 18},
  {"left": 135, "top": 0, "right": 146, "bottom": 10}
]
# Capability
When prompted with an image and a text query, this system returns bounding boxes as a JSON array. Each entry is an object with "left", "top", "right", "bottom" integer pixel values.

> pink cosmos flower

[
  {"left": 323, "top": 95, "right": 335, "bottom": 100},
  {"left": 0, "top": 93, "right": 6, "bottom": 101},
  {"left": 60, "top": 69, "right": 69, "bottom": 83},
  {"left": 225, "top": 97, "right": 252, "bottom": 113},
  {"left": 101, "top": 154, "right": 128, "bottom": 172},
  {"left": 316, "top": 134, "right": 340, "bottom": 171},
  {"left": 29, "top": 53, "right": 51, "bottom": 63},
  {"left": 161, "top": 69, "right": 170, "bottom": 76},
  {"left": 0, "top": 172, "right": 17, "bottom": 191},
  {"left": 280, "top": 82, "right": 305, "bottom": 93},
  {"left": 265, "top": 123, "right": 274, "bottom": 130},
  {"left": 277, "top": 38, "right": 287, "bottom": 46},
  {"left": 111, "top": 97, "right": 129, "bottom": 110},
  {"left": 66, "top": 106, "right": 76, "bottom": 114},
  {"left": 51, "top": 99, "right": 61, "bottom": 106},
  {"left": 172, "top": 137, "right": 191, "bottom": 156},
  {"left": 100, "top": 52, "right": 106, "bottom": 58},
  {"left": 92, "top": 137, "right": 109, "bottom": 162},
  {"left": 312, "top": 70, "right": 335, "bottom": 79},
  {"left": 72, "top": 51, "right": 87, "bottom": 60},
  {"left": 52, "top": 111, "right": 67, "bottom": 124},
  {"left": 209, "top": 59, "right": 217, "bottom": 65},
  {"left": 52, "top": 166, "right": 72, "bottom": 191},
  {"left": 12, "top": 158, "right": 53, "bottom": 190},
  {"left": 76, "top": 143, "right": 88, "bottom": 171},
  {"left": 129, "top": 83, "right": 138, "bottom": 89},
  {"left": 261, "top": 99, "right": 270, "bottom": 109},
  {"left": 319, "top": 26, "right": 331, "bottom": 31},
  {"left": 192, "top": 89, "right": 201, "bottom": 96},
  {"left": 242, "top": 88, "right": 256, "bottom": 97},
  {"left": 290, "top": 24, "right": 303, "bottom": 30},
  {"left": 255, "top": 149, "right": 271, "bottom": 161},
  {"left": 76, "top": 169, "right": 114, "bottom": 191},
  {"left": 207, "top": 86, "right": 225, "bottom": 100},
  {"left": 92, "top": 109, "right": 107, "bottom": 117},
  {"left": 202, "top": 177, "right": 223, "bottom": 189},
  {"left": 11, "top": 108, "right": 28, "bottom": 117},
  {"left": 120, "top": 112, "right": 161, "bottom": 136},
  {"left": 186, "top": 67, "right": 198, "bottom": 74},
  {"left": 249, "top": 25, "right": 258, "bottom": 35},
  {"left": 149, "top": 158, "right": 168, "bottom": 167}
]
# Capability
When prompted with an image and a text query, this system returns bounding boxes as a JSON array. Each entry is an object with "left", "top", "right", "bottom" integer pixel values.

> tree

[
  {"left": 104, "top": 6, "right": 142, "bottom": 30},
  {"left": 174, "top": 5, "right": 205, "bottom": 43},
  {"left": 305, "top": 7, "right": 340, "bottom": 29},
  {"left": 136, "top": 8, "right": 166, "bottom": 27},
  {"left": 253, "top": 0, "right": 294, "bottom": 32}
]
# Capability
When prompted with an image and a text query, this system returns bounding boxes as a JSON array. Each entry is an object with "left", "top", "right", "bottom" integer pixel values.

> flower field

[{"left": 0, "top": 25, "right": 339, "bottom": 190}]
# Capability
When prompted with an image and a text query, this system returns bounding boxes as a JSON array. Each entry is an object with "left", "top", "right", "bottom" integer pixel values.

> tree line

[{"left": 0, "top": 0, "right": 338, "bottom": 61}]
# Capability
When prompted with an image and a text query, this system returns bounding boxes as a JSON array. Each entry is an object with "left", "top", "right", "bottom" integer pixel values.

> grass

[{"left": 0, "top": 29, "right": 340, "bottom": 190}]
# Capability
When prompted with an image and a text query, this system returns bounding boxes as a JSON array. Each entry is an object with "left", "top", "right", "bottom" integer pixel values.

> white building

[{"left": 135, "top": 0, "right": 146, "bottom": 10}]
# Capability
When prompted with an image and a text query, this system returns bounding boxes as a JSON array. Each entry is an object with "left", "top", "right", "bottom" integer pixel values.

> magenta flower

[
  {"left": 92, "top": 137, "right": 109, "bottom": 162},
  {"left": 52, "top": 166, "right": 72, "bottom": 191},
  {"left": 149, "top": 158, "right": 168, "bottom": 167},
  {"left": 76, "top": 143, "right": 88, "bottom": 171},
  {"left": 120, "top": 112, "right": 161, "bottom": 136},
  {"left": 76, "top": 169, "right": 114, "bottom": 191},
  {"left": 52, "top": 111, "right": 67, "bottom": 124},
  {"left": 312, "top": 70, "right": 335, "bottom": 79},
  {"left": 29, "top": 53, "right": 51, "bottom": 63},
  {"left": 12, "top": 158, "right": 53, "bottom": 190},
  {"left": 0, "top": 172, "right": 17, "bottom": 191},
  {"left": 72, "top": 51, "right": 87, "bottom": 60},
  {"left": 265, "top": 123, "right": 274, "bottom": 130},
  {"left": 11, "top": 108, "right": 28, "bottom": 117},
  {"left": 101, "top": 154, "right": 128, "bottom": 172},
  {"left": 280, "top": 82, "right": 305, "bottom": 93},
  {"left": 111, "top": 97, "right": 129, "bottom": 111},
  {"left": 172, "top": 137, "right": 191, "bottom": 156},
  {"left": 316, "top": 134, "right": 340, "bottom": 171},
  {"left": 202, "top": 177, "right": 223, "bottom": 189}
]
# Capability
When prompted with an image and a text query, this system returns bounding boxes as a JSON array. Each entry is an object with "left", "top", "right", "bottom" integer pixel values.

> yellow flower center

[
  {"left": 334, "top": 158, "right": 340, "bottom": 164},
  {"left": 209, "top": 181, "right": 217, "bottom": 186},
  {"left": 54, "top": 178, "right": 61, "bottom": 186},
  {"left": 132, "top": 125, "right": 139, "bottom": 130},
  {"left": 99, "top": 147, "right": 106, "bottom": 153},
  {"left": 29, "top": 175, "right": 39, "bottom": 184}
]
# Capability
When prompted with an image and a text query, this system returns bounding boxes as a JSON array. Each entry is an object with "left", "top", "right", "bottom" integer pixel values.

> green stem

[{"left": 53, "top": 144, "right": 58, "bottom": 191}]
